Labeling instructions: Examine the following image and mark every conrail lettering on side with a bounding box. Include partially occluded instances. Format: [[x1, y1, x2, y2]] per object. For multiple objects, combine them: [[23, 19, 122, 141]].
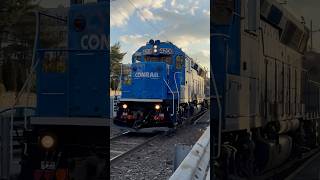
[[134, 72, 160, 78], [80, 34, 108, 50]]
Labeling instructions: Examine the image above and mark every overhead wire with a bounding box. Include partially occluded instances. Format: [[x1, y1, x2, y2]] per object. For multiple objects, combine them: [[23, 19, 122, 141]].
[[125, 0, 169, 41], [110, 1, 154, 65]]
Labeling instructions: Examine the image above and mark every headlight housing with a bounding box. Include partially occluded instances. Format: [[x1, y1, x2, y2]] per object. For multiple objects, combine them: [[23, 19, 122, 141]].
[[40, 135, 56, 149], [155, 104, 161, 110]]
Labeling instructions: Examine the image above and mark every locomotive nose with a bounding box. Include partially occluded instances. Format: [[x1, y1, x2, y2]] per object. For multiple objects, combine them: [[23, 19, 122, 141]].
[[156, 65, 163, 72]]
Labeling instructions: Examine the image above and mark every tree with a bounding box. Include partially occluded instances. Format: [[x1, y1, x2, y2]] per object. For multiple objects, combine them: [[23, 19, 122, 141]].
[[110, 42, 126, 90], [0, 0, 38, 91], [110, 42, 126, 76]]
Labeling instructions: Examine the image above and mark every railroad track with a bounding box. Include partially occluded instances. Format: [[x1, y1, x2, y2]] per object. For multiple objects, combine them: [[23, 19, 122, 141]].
[[282, 148, 320, 180], [110, 131, 130, 140], [193, 109, 209, 125], [110, 109, 208, 164], [110, 132, 162, 164], [249, 147, 320, 180]]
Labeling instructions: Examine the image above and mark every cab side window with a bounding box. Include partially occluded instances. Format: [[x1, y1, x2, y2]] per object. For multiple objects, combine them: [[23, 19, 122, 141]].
[[176, 55, 184, 70]]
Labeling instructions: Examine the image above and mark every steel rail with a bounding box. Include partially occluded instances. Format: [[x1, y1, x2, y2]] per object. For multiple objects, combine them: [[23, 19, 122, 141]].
[[285, 149, 320, 180], [251, 148, 320, 180], [110, 108, 208, 165], [110, 133, 162, 164], [109, 131, 130, 140], [193, 110, 210, 125]]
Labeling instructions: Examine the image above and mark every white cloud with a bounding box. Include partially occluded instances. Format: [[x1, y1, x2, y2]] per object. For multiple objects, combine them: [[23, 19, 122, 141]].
[[138, 8, 162, 21], [169, 35, 202, 49], [119, 34, 149, 45], [156, 9, 210, 40], [110, 0, 165, 27], [189, 50, 210, 70], [118, 34, 151, 63], [171, 0, 176, 7], [190, 1, 200, 15], [202, 9, 210, 16], [201, 49, 210, 57], [110, 7, 130, 27], [169, 0, 203, 15], [112, 0, 210, 69], [151, 0, 166, 9]]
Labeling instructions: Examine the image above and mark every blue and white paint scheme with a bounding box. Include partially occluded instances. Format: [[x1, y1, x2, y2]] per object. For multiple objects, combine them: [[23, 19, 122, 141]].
[[114, 39, 207, 130], [212, 0, 309, 131], [212, 0, 317, 177]]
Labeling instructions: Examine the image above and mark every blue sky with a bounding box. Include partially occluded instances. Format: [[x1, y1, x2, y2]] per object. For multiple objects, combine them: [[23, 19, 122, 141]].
[[39, 0, 320, 54], [110, 0, 210, 69]]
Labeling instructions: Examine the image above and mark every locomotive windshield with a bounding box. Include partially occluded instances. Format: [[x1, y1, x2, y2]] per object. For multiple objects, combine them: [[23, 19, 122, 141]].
[[144, 55, 172, 65]]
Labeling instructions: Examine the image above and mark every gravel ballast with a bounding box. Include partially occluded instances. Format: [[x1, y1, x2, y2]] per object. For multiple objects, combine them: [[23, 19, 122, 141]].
[[110, 111, 209, 180]]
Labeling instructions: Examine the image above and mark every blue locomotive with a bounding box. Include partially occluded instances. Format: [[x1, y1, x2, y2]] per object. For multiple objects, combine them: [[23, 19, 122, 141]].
[[212, 0, 319, 178], [20, 1, 108, 179], [113, 39, 208, 131]]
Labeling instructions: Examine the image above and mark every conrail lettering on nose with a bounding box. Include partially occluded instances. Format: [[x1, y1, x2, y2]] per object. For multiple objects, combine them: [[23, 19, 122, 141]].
[[80, 34, 108, 50], [134, 72, 160, 78]]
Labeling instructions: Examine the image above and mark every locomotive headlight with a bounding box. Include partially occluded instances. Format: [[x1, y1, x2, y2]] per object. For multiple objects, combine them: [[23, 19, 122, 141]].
[[40, 135, 55, 149], [155, 104, 161, 110], [122, 104, 128, 109], [153, 48, 158, 53], [154, 45, 158, 49]]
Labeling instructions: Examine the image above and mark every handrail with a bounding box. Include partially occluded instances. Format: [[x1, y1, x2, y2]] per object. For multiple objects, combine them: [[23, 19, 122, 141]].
[[212, 72, 222, 159], [174, 72, 181, 109], [169, 126, 210, 180], [163, 79, 175, 116], [211, 33, 226, 159], [0, 106, 36, 115]]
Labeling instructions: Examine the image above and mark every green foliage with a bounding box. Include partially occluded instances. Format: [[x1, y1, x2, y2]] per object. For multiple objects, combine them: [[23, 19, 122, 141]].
[[110, 42, 126, 76], [0, 0, 38, 28], [0, 0, 38, 91], [110, 42, 126, 90]]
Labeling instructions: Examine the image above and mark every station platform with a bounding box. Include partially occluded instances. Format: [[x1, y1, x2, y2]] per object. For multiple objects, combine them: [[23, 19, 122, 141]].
[[286, 152, 320, 180]]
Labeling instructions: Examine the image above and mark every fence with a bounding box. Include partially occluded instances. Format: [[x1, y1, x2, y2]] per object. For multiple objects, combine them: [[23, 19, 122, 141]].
[[169, 126, 210, 180]]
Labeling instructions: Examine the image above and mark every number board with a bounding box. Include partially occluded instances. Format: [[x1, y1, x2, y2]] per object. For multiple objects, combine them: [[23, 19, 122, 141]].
[[159, 48, 173, 54], [143, 49, 152, 55], [142, 48, 173, 55]]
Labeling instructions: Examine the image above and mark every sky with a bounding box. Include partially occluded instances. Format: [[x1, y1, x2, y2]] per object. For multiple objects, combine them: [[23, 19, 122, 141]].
[[110, 0, 210, 70], [39, 0, 320, 55]]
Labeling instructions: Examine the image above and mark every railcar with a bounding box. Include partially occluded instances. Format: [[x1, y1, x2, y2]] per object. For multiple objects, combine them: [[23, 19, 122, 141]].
[[19, 1, 108, 179], [212, 0, 319, 178], [113, 39, 208, 132]]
